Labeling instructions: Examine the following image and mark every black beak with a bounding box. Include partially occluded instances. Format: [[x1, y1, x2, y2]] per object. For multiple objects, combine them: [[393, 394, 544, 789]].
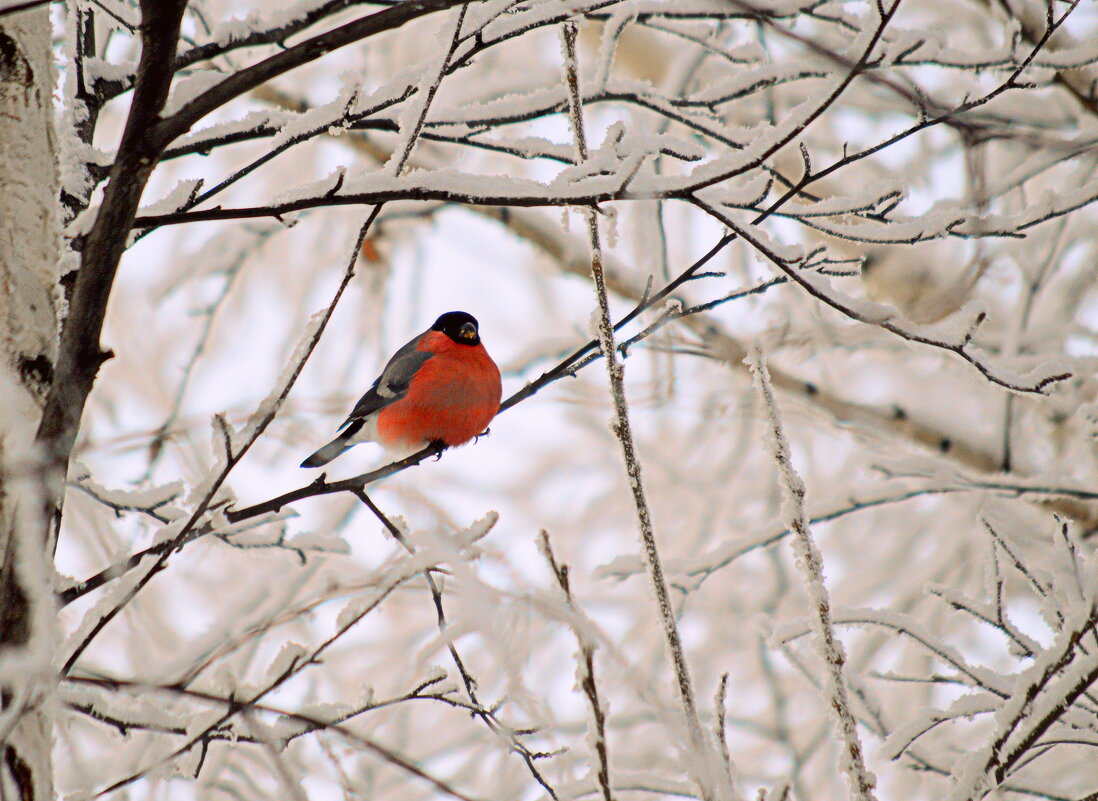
[[459, 322, 477, 340]]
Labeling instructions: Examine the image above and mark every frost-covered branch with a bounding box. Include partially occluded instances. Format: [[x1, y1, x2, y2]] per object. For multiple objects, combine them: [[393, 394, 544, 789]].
[[64, 645, 486, 801], [705, 203, 1070, 394], [356, 491, 559, 799], [540, 532, 615, 801], [947, 556, 1098, 799], [775, 643, 1083, 801], [171, 0, 418, 77], [748, 345, 878, 801], [143, 226, 277, 474], [60, 211, 378, 673], [86, 551, 435, 794], [36, 0, 188, 544], [561, 19, 730, 801], [65, 673, 454, 746], [152, 0, 475, 148]]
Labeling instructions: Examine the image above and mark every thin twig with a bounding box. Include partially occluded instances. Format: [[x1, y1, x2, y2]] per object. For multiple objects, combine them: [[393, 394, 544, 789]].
[[713, 673, 733, 787], [60, 208, 381, 675], [701, 202, 1069, 395], [355, 490, 560, 800], [559, 19, 728, 801], [539, 531, 614, 801], [947, 605, 1098, 800], [151, 0, 473, 148], [66, 673, 458, 750], [747, 345, 878, 801], [67, 611, 487, 801], [86, 559, 425, 795]]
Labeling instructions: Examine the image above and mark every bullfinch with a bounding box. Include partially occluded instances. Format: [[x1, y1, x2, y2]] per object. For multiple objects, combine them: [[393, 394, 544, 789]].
[[301, 311, 502, 468]]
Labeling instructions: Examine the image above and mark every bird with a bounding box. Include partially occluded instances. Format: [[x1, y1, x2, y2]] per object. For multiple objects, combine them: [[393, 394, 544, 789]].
[[301, 311, 502, 468]]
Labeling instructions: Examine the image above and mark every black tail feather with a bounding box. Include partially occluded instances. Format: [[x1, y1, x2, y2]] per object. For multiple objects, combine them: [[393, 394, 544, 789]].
[[300, 436, 350, 468]]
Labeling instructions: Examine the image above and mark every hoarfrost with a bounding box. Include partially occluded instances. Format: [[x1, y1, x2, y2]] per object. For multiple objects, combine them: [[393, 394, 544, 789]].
[[284, 531, 351, 554], [162, 71, 225, 118]]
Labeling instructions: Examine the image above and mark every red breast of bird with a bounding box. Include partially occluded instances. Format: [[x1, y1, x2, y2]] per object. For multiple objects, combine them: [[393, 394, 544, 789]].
[[301, 312, 501, 468], [373, 329, 501, 449]]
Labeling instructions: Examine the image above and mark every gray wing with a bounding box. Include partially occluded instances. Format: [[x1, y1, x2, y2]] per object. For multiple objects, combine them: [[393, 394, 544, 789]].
[[339, 334, 433, 429]]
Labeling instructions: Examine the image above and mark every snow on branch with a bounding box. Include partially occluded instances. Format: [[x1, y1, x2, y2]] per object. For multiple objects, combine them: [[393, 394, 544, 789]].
[[38, 0, 1098, 798], [707, 204, 1072, 394], [748, 344, 879, 801], [947, 548, 1098, 800], [60, 210, 379, 677], [561, 18, 735, 801], [539, 532, 614, 801]]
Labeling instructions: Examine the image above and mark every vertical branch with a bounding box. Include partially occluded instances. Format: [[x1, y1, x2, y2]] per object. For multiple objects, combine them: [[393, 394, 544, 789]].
[[144, 229, 268, 476], [713, 673, 732, 785], [560, 22, 588, 159], [559, 21, 733, 801], [35, 0, 188, 536], [539, 532, 613, 801], [746, 345, 878, 801], [0, 7, 61, 801]]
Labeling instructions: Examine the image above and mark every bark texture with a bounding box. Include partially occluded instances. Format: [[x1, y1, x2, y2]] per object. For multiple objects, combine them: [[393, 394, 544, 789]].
[[0, 8, 59, 801]]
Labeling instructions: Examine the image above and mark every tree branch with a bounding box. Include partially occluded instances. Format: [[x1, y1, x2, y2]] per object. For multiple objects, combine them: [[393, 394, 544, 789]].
[[35, 0, 187, 548], [560, 19, 728, 801], [59, 208, 379, 673], [151, 0, 476, 149], [355, 491, 560, 799], [748, 344, 879, 801]]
